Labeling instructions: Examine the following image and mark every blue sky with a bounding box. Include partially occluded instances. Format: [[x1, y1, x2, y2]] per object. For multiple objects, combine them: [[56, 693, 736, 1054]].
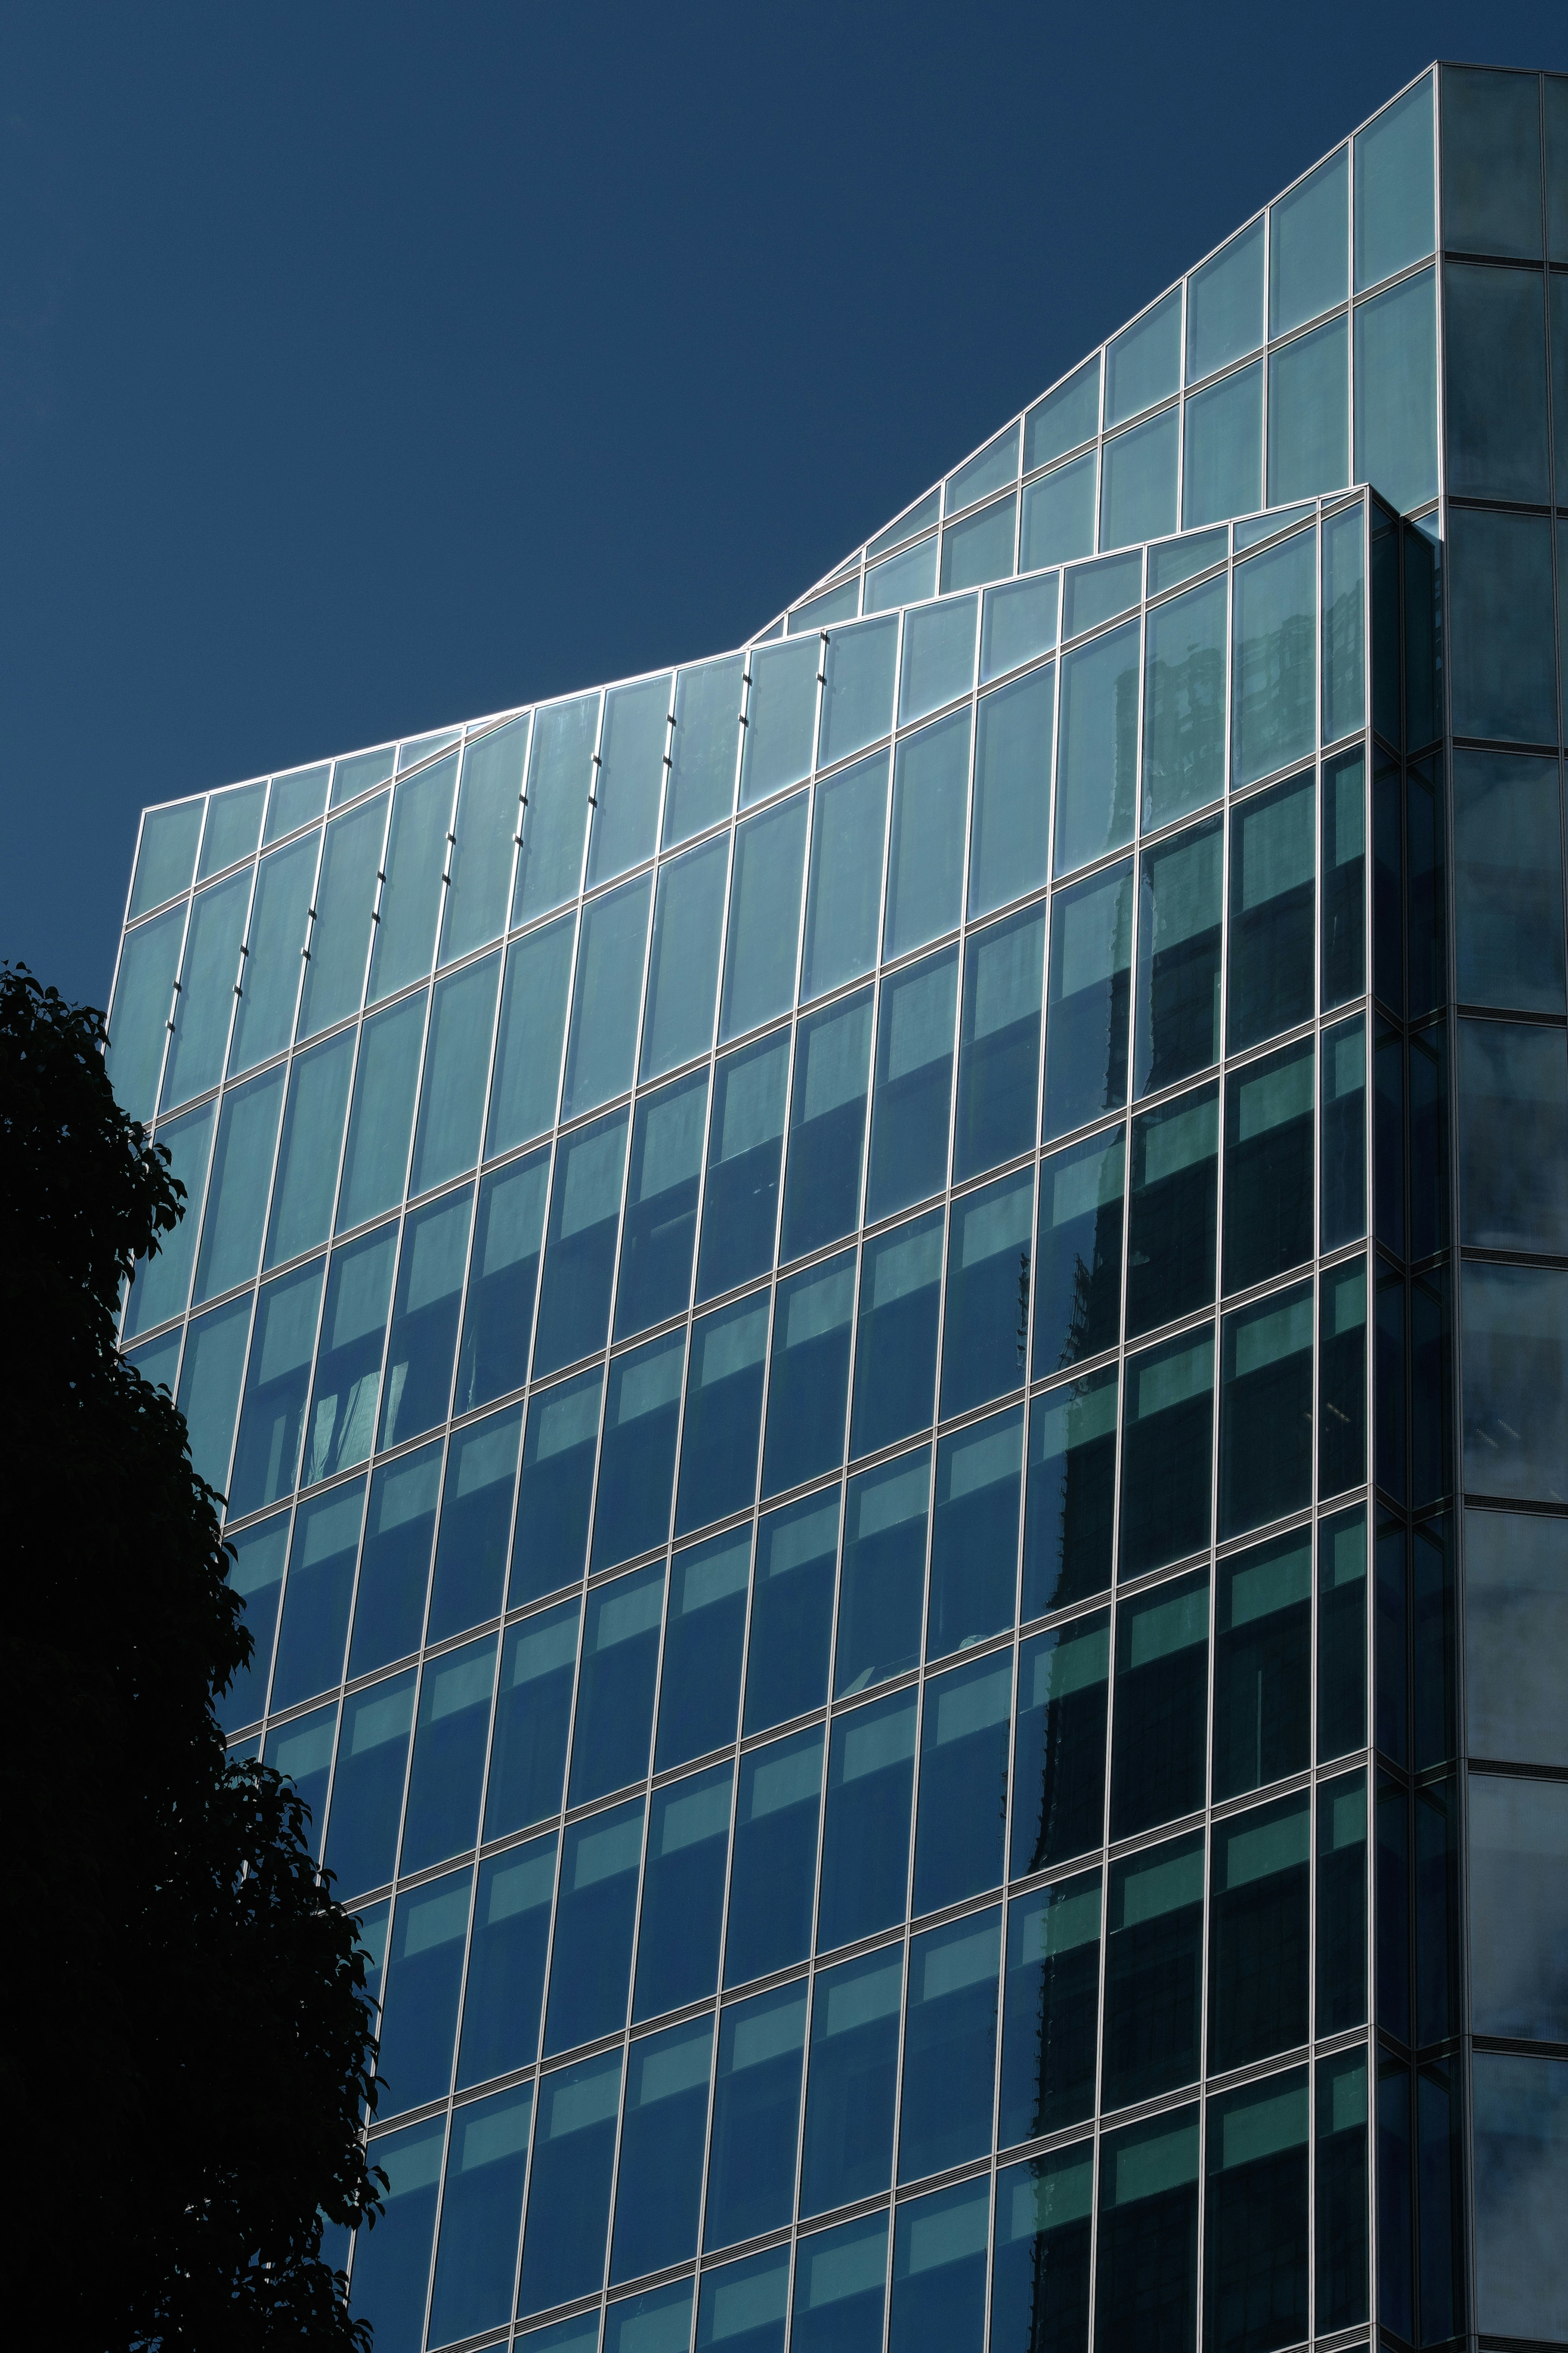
[[2, 1, 1562, 1008]]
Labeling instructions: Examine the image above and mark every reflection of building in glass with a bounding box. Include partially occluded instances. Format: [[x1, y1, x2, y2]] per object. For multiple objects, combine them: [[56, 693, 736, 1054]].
[[109, 61, 1568, 2353]]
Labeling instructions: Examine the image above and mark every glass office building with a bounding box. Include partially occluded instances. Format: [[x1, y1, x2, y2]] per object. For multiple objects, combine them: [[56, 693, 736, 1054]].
[[107, 62, 1567, 2353]]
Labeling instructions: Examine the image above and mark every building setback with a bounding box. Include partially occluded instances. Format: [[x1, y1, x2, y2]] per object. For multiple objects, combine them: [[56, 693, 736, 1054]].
[[108, 60, 1567, 2353]]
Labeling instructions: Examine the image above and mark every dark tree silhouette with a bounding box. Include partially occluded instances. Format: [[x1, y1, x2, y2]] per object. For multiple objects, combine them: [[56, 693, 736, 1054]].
[[0, 966, 382, 2350]]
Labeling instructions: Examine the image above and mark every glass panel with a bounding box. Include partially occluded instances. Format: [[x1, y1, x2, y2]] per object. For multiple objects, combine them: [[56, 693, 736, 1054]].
[[297, 794, 385, 1039], [532, 1111, 628, 1378], [161, 871, 247, 1109], [953, 903, 1045, 1182], [441, 715, 527, 962], [780, 988, 872, 1261], [1470, 2051, 1568, 2342], [696, 1028, 788, 1300], [947, 424, 1020, 512], [1445, 261, 1550, 503], [426, 2082, 532, 2346], [1135, 817, 1222, 1097], [898, 1913, 1001, 2182], [991, 2146, 1093, 2352], [401, 1633, 497, 1874], [836, 1449, 930, 1692], [1463, 1262, 1568, 1503], [409, 954, 497, 1197], [818, 1686, 917, 1949], [1012, 1620, 1109, 1874], [517, 2047, 623, 2312], [1443, 65, 1544, 258], [1143, 574, 1226, 830], [569, 1559, 665, 1800], [819, 614, 896, 768], [1032, 1122, 1123, 1375], [761, 1250, 853, 1497], [1205, 2069, 1309, 2348], [1119, 1329, 1214, 1577], [885, 708, 969, 956], [591, 1332, 685, 1570], [1103, 1837, 1205, 2099], [800, 1947, 902, 2213], [229, 832, 315, 1074], [1218, 1280, 1314, 1539], [1025, 357, 1100, 467], [1105, 287, 1181, 425], [263, 761, 330, 843], [486, 914, 573, 1155], [1223, 1038, 1314, 1291], [217, 1512, 287, 1731], [791, 579, 859, 633], [1125, 1083, 1218, 1337], [345, 2116, 442, 2349], [982, 571, 1058, 685], [641, 832, 728, 1078], [1227, 770, 1316, 1050], [561, 872, 651, 1120], [484, 1605, 577, 1836], [1054, 618, 1138, 875], [1181, 361, 1261, 528], [900, 594, 977, 727], [1042, 861, 1133, 1138], [744, 1490, 839, 1733], [175, 1292, 250, 1492], [719, 792, 807, 1041], [940, 1164, 1033, 1418], [942, 494, 1016, 592], [129, 798, 202, 916], [1448, 507, 1559, 745], [632, 1762, 731, 2019], [1354, 75, 1434, 289], [263, 1030, 352, 1267], [330, 745, 394, 808], [367, 755, 454, 1004], [1464, 1509, 1568, 1769], [1452, 752, 1566, 1010], [871, 488, 941, 559], [1232, 532, 1315, 790], [1270, 147, 1348, 335], [105, 902, 183, 1124], [588, 673, 668, 886], [614, 1067, 705, 1340], [1064, 551, 1141, 641], [608, 2016, 713, 2283], [739, 636, 817, 807], [665, 655, 742, 846], [122, 1100, 214, 1338], [723, 1727, 822, 1987], [350, 1443, 440, 1676], [1188, 219, 1263, 379], [1354, 268, 1438, 515], [1269, 314, 1350, 505], [928, 1403, 1023, 1660], [702, 1985, 807, 2250], [1099, 406, 1178, 550], [455, 1150, 546, 1413], [513, 693, 595, 924], [433, 1396, 522, 1632], [1020, 452, 1096, 571], [1147, 525, 1227, 596], [800, 751, 888, 1001], [866, 533, 939, 612], [541, 1800, 641, 2056], [336, 990, 425, 1231], [674, 1289, 768, 1535], [271, 1480, 367, 1713], [304, 1223, 396, 1485], [970, 665, 1054, 918], [866, 948, 958, 1220], [380, 1188, 471, 1447], [655, 1524, 750, 1770]]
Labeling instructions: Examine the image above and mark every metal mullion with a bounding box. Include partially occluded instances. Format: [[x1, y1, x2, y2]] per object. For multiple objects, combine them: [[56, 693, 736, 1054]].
[[879, 1931, 915, 2348]]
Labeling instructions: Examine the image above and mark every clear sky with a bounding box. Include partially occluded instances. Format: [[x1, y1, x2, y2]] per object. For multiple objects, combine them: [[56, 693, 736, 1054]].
[[2, 1, 1562, 1010]]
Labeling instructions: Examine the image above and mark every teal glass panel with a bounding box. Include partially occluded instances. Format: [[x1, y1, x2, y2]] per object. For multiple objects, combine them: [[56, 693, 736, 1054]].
[[161, 869, 248, 1110], [176, 1291, 251, 1493], [641, 832, 728, 1078], [1270, 147, 1348, 336], [194, 1065, 284, 1304], [198, 782, 265, 879], [947, 423, 1019, 513], [217, 1511, 288, 1730], [297, 793, 385, 1039], [1054, 618, 1139, 875], [615, 1069, 706, 1339], [1100, 407, 1178, 550], [871, 489, 941, 558], [1024, 355, 1100, 469], [1446, 262, 1550, 503], [991, 2145, 1094, 2350], [337, 992, 425, 1231], [1062, 552, 1140, 640], [127, 1327, 180, 1395], [486, 915, 573, 1155], [1042, 862, 1133, 1139], [1181, 363, 1261, 529], [130, 798, 202, 917], [970, 664, 1054, 918], [532, 1109, 628, 1378], [1143, 573, 1226, 829], [1020, 452, 1096, 571], [740, 636, 817, 808], [885, 709, 969, 957], [441, 716, 527, 962], [1443, 65, 1544, 259], [514, 694, 595, 923], [367, 754, 455, 1005], [801, 752, 887, 1002], [791, 578, 859, 632], [665, 655, 742, 847], [588, 672, 668, 886], [1354, 268, 1437, 515], [1147, 527, 1227, 596], [1322, 504, 1365, 746], [1205, 2071, 1309, 2345], [866, 534, 938, 613], [329, 743, 394, 807], [1472, 2052, 1568, 2343], [263, 761, 330, 843], [229, 832, 314, 1075], [819, 615, 896, 769], [1448, 510, 1559, 745], [981, 572, 1058, 682], [106, 903, 182, 1123], [1268, 315, 1349, 504], [264, 1030, 354, 1267], [1187, 218, 1263, 381], [561, 872, 652, 1120], [1105, 286, 1181, 426], [719, 792, 808, 1041], [1462, 1261, 1568, 1502], [379, 1188, 471, 1448], [1134, 817, 1222, 1097], [410, 953, 498, 1195], [866, 946, 958, 1221], [900, 595, 976, 727], [122, 1100, 214, 1338], [1096, 2105, 1199, 2346], [941, 495, 1016, 592], [1354, 74, 1434, 290], [1232, 531, 1316, 790], [228, 1256, 325, 1517], [456, 1151, 546, 1413], [303, 1224, 396, 1485]]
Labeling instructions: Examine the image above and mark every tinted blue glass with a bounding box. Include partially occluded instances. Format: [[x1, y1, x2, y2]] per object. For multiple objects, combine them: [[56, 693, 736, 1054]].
[[516, 2047, 623, 2314], [615, 1068, 706, 1339], [970, 665, 1054, 919], [193, 1064, 284, 1304], [410, 951, 498, 1195], [227, 1257, 323, 1518], [609, 2014, 715, 2282], [428, 1404, 522, 1639], [940, 1165, 1034, 1417], [866, 947, 958, 1220], [265, 1028, 355, 1267], [1110, 1570, 1210, 1839], [303, 1223, 396, 1488], [483, 1602, 578, 1838], [1136, 816, 1222, 1097], [780, 988, 872, 1259], [401, 1635, 496, 1874], [743, 1488, 840, 1733], [696, 1028, 788, 1300], [349, 1443, 439, 1676], [532, 1108, 628, 1376], [1218, 1282, 1314, 1540], [377, 1869, 470, 2113], [724, 1727, 822, 1986], [850, 1212, 941, 1458], [176, 1294, 250, 1488], [1022, 1365, 1119, 1620], [379, 1187, 470, 1449], [426, 2081, 532, 2348], [322, 1671, 414, 1897], [913, 1650, 1012, 1912], [1105, 285, 1180, 424], [543, 1799, 643, 2054], [1033, 1126, 1123, 1376], [634, 1762, 732, 2018], [1125, 1083, 1218, 1339], [835, 1451, 930, 1695], [1119, 1327, 1214, 1578], [347, 2117, 442, 2353], [791, 2211, 889, 2353], [568, 1560, 665, 1804], [675, 1291, 768, 1535], [953, 905, 1045, 1181], [800, 1944, 902, 2214], [720, 791, 808, 1035], [929, 1404, 1023, 1659], [1011, 1617, 1110, 1876], [454, 1151, 546, 1414], [899, 1909, 1001, 2183], [1102, 1839, 1206, 2110], [889, 2177, 989, 2353], [802, 752, 889, 999], [486, 915, 573, 1156], [991, 2146, 1094, 2353], [271, 1479, 365, 1710], [127, 1326, 180, 1396], [560, 870, 652, 1120], [336, 991, 424, 1232], [217, 1514, 287, 1731], [1054, 621, 1140, 874], [697, 2246, 789, 2353], [999, 1877, 1102, 2147], [704, 1983, 808, 2250], [762, 1251, 854, 1497], [1042, 863, 1133, 1139], [818, 1687, 917, 1951], [508, 1367, 601, 1606], [123, 1100, 212, 1336], [1100, 406, 1177, 551], [265, 1704, 335, 1858], [591, 1329, 684, 1570], [655, 1526, 750, 1770], [456, 1835, 555, 2088], [1208, 1795, 1310, 2071]]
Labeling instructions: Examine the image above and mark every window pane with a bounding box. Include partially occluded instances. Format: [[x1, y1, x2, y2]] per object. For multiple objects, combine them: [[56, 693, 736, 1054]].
[[940, 1164, 1033, 1418], [941, 494, 1016, 592], [367, 756, 454, 1005], [1126, 1083, 1218, 1338], [835, 1450, 930, 1694], [542, 1802, 641, 2056], [228, 1258, 323, 1517], [298, 794, 383, 1039], [1443, 65, 1544, 258], [655, 1526, 750, 1771], [483, 1605, 577, 1839], [123, 1100, 214, 1338], [561, 872, 651, 1120], [1218, 1281, 1314, 1539], [428, 1403, 522, 1639], [991, 2146, 1093, 2353], [1445, 261, 1550, 502], [513, 694, 595, 925], [1143, 574, 1225, 832], [1209, 1799, 1310, 2069], [675, 1290, 768, 1535], [1227, 771, 1315, 1050], [336, 992, 425, 1231], [723, 1727, 822, 1987], [1119, 1330, 1213, 1577], [1103, 1846, 1205, 2105], [1105, 287, 1180, 425], [1042, 863, 1133, 1140], [588, 673, 668, 887], [1181, 362, 1261, 528], [1054, 619, 1138, 876], [1447, 507, 1559, 745], [1464, 1509, 1568, 1768], [508, 1367, 601, 1607], [1354, 268, 1438, 514], [229, 832, 314, 1075], [800, 1946, 902, 2214], [1020, 453, 1096, 571], [161, 870, 248, 1110], [819, 614, 896, 769], [928, 1403, 1022, 1659], [1452, 752, 1566, 1012], [740, 636, 817, 807], [744, 1488, 839, 1733], [609, 2016, 713, 2282], [1100, 406, 1178, 551], [719, 792, 807, 1040], [953, 903, 1044, 1182], [780, 988, 871, 1261], [426, 2082, 532, 2346], [1012, 1618, 1109, 1876], [1270, 147, 1348, 335], [913, 1649, 1011, 1911], [866, 947, 958, 1220], [818, 1686, 917, 1951], [1269, 314, 1349, 504], [441, 716, 527, 962], [1188, 219, 1263, 379], [850, 1218, 943, 1459], [703, 1986, 807, 2250], [1135, 818, 1221, 1097], [1232, 533, 1315, 791], [532, 1108, 627, 1377], [1354, 75, 1434, 289], [1025, 357, 1100, 467], [517, 2047, 622, 2312], [454, 1151, 545, 1414], [401, 1634, 496, 1875], [633, 1763, 731, 2019], [696, 1030, 787, 1300], [885, 708, 970, 957], [410, 953, 498, 1195], [1205, 2069, 1309, 2349], [486, 915, 573, 1155], [130, 798, 203, 916], [1023, 1368, 1118, 1619], [898, 1913, 1000, 2183], [1471, 2052, 1568, 2342], [1223, 1038, 1314, 1292], [665, 656, 742, 846], [105, 903, 183, 1124], [761, 1251, 853, 1497]]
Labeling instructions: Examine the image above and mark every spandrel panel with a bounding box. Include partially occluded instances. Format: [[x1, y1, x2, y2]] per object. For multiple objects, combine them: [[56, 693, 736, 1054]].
[[740, 635, 817, 807], [1445, 261, 1550, 503], [818, 614, 896, 769], [953, 902, 1045, 1182], [336, 990, 425, 1231], [1269, 315, 1349, 506], [1462, 1262, 1568, 1503], [1020, 452, 1096, 572], [303, 1222, 396, 1487], [969, 664, 1053, 919], [836, 1449, 930, 1692], [160, 870, 247, 1110], [1443, 65, 1544, 258], [106, 903, 183, 1124], [296, 794, 385, 1039], [366, 754, 454, 1005], [885, 708, 970, 957], [440, 715, 526, 962], [1142, 573, 1226, 831], [1354, 268, 1438, 515], [1024, 355, 1100, 469], [1447, 507, 1559, 745], [130, 798, 203, 917], [1181, 361, 1261, 529], [1464, 1510, 1568, 1769], [513, 693, 596, 924], [1354, 74, 1434, 289], [1270, 146, 1348, 336], [409, 953, 497, 1196], [229, 831, 315, 1075], [640, 831, 727, 1078], [719, 791, 807, 1040], [263, 762, 330, 843], [800, 752, 887, 1002], [486, 914, 573, 1155], [587, 672, 668, 886], [123, 1100, 214, 1338], [1099, 406, 1178, 551], [1105, 286, 1181, 426], [559, 870, 651, 1120], [665, 655, 742, 847], [455, 1151, 546, 1413]]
